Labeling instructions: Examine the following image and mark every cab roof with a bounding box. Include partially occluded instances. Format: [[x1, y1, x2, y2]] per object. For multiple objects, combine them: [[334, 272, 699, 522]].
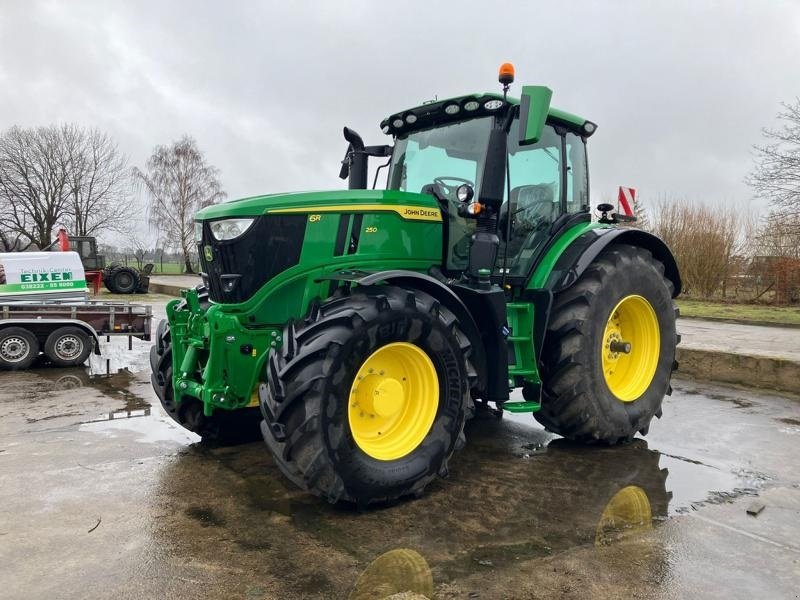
[[380, 92, 589, 138]]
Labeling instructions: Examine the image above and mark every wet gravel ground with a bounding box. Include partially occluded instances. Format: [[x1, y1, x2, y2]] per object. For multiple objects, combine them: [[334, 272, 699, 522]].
[[1, 316, 799, 599]]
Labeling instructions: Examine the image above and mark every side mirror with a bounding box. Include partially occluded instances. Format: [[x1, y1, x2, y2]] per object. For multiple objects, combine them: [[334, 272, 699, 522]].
[[519, 85, 552, 146]]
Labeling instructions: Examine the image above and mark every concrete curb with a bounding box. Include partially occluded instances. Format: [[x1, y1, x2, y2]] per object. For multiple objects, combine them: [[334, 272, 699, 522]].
[[146, 281, 800, 396], [676, 347, 800, 396], [148, 282, 188, 296], [680, 315, 800, 330]]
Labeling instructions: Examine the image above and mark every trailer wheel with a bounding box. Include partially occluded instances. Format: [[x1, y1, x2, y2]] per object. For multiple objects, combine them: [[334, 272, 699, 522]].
[[261, 285, 473, 506], [0, 326, 40, 370], [536, 244, 678, 443], [44, 326, 92, 367], [105, 266, 140, 294]]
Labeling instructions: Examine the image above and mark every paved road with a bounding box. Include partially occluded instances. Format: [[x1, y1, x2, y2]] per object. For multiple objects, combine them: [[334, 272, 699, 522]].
[[679, 318, 800, 362], [1, 324, 799, 599]]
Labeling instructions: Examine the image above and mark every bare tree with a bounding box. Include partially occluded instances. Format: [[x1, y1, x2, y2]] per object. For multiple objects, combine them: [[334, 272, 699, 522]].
[[0, 229, 33, 252], [632, 195, 651, 231], [127, 234, 149, 269], [65, 129, 130, 237], [651, 197, 748, 298], [746, 98, 800, 223], [0, 124, 130, 249], [753, 211, 800, 260], [132, 136, 225, 273], [0, 126, 72, 249]]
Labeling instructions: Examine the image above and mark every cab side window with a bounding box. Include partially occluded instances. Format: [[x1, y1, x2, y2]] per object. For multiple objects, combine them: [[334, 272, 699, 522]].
[[501, 123, 563, 277], [565, 132, 589, 214]]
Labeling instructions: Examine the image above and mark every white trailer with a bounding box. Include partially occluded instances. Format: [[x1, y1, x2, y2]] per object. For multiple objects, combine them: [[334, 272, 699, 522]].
[[0, 252, 152, 370]]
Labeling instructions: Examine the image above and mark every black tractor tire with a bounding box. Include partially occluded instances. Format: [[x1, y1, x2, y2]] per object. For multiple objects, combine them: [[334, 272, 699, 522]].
[[0, 326, 40, 370], [105, 266, 140, 294], [535, 244, 678, 443], [260, 285, 474, 506], [149, 316, 261, 445], [44, 326, 92, 367]]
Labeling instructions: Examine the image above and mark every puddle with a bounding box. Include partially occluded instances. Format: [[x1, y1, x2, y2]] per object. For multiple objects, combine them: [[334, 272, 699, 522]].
[[80, 406, 200, 445], [85, 336, 153, 375], [28, 366, 150, 409], [485, 407, 769, 521], [150, 428, 678, 597], [658, 454, 763, 514]]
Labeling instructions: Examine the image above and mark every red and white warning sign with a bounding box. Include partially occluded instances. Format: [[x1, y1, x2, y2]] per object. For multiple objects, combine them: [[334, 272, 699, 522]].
[[618, 186, 636, 217]]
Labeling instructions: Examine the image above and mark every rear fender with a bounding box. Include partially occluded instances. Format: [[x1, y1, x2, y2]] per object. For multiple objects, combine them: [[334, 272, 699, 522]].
[[545, 228, 682, 297]]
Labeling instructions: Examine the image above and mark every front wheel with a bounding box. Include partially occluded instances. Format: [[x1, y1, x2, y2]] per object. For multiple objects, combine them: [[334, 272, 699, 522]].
[[260, 286, 474, 506], [536, 244, 678, 443], [149, 318, 261, 444]]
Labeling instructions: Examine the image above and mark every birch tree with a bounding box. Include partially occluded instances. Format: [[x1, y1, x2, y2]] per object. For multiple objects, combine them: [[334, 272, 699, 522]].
[[132, 136, 225, 273]]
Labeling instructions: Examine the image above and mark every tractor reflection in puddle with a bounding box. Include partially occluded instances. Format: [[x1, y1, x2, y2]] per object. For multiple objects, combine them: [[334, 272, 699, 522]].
[[349, 548, 433, 600], [347, 447, 665, 599], [151, 420, 671, 599]]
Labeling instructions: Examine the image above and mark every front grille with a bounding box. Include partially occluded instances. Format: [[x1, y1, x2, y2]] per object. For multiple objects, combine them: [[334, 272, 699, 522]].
[[199, 215, 306, 303]]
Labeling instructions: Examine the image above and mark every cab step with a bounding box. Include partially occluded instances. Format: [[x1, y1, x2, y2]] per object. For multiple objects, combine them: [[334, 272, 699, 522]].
[[501, 400, 541, 413]]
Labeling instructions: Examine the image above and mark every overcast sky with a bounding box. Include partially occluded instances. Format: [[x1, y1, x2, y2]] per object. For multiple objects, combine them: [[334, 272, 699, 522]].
[[1, 1, 799, 244]]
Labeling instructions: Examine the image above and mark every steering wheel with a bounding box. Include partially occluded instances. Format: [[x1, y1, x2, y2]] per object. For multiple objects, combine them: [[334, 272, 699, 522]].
[[433, 176, 474, 201]]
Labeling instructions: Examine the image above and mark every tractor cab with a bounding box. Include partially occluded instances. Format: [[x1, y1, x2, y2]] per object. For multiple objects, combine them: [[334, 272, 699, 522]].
[[341, 71, 598, 289], [382, 99, 594, 284]]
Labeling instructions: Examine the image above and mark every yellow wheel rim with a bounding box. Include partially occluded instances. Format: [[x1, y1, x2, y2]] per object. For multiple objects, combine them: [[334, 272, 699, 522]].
[[348, 342, 439, 461], [602, 295, 660, 402], [595, 485, 653, 546]]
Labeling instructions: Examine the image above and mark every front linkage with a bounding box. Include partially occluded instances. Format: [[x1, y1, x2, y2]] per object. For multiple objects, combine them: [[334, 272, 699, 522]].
[[167, 286, 276, 417]]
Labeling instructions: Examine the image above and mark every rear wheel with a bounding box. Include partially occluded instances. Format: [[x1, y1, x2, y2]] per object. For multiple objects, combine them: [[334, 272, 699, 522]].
[[149, 316, 261, 444], [261, 285, 473, 506], [105, 266, 140, 294], [0, 327, 39, 370], [44, 326, 92, 367], [536, 244, 678, 443]]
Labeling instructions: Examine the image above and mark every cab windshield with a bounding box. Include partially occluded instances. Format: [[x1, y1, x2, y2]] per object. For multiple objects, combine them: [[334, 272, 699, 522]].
[[386, 115, 588, 277], [387, 117, 493, 270]]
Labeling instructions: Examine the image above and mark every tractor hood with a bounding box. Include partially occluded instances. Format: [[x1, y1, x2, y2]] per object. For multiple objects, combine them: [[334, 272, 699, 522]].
[[195, 189, 444, 304], [196, 189, 441, 221]]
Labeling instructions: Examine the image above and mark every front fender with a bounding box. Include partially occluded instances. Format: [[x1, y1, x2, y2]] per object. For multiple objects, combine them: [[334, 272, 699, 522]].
[[318, 269, 489, 396]]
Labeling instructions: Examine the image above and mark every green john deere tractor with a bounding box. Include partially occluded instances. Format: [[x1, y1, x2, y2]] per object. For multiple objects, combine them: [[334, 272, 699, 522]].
[[150, 65, 680, 506]]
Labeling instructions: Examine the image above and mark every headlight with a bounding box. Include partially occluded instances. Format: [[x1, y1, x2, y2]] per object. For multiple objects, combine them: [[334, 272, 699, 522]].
[[209, 218, 256, 241]]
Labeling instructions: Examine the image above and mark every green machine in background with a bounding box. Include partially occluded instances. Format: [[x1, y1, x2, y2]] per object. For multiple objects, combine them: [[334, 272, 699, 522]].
[[150, 64, 681, 505]]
